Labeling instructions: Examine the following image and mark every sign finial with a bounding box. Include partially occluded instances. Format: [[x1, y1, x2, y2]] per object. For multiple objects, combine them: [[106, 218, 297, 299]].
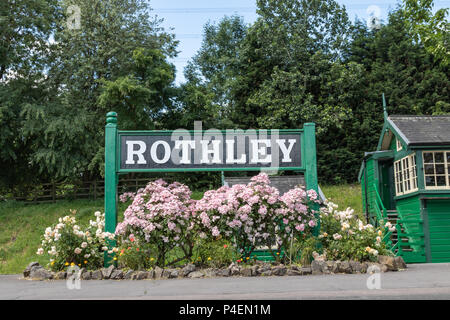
[[382, 93, 388, 121]]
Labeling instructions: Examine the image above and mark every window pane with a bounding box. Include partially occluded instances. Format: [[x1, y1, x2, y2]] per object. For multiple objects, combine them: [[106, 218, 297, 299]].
[[426, 175, 436, 187], [435, 152, 444, 163], [437, 176, 446, 186], [425, 164, 435, 174], [424, 152, 433, 163], [447, 152, 450, 163], [436, 164, 445, 174]]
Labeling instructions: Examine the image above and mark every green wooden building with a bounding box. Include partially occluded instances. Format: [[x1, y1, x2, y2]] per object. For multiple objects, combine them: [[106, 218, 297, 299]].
[[359, 99, 450, 263]]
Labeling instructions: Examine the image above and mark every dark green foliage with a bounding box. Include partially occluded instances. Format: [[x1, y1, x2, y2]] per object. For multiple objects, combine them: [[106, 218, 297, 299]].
[[1, 0, 449, 191], [179, 1, 449, 184]]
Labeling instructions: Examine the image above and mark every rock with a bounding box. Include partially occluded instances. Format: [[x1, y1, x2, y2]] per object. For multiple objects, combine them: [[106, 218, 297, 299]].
[[394, 256, 407, 269], [339, 261, 352, 274], [241, 268, 253, 277], [29, 266, 53, 280], [300, 267, 312, 275], [326, 261, 338, 274], [168, 269, 179, 279], [154, 266, 164, 279], [257, 264, 271, 275], [378, 255, 397, 271], [360, 262, 368, 274], [217, 268, 230, 277], [228, 263, 240, 276], [163, 268, 176, 279], [23, 262, 40, 278], [367, 263, 387, 273], [133, 271, 149, 280], [271, 265, 287, 276], [91, 270, 103, 280], [188, 271, 204, 279], [203, 268, 217, 278], [251, 265, 259, 276], [54, 271, 66, 280], [311, 261, 324, 275], [123, 270, 134, 280], [80, 269, 91, 280], [287, 269, 302, 276], [101, 265, 115, 279], [350, 261, 362, 273], [180, 264, 196, 277]]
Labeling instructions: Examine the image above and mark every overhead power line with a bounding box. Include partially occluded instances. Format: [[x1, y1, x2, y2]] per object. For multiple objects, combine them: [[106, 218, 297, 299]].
[[152, 7, 256, 14]]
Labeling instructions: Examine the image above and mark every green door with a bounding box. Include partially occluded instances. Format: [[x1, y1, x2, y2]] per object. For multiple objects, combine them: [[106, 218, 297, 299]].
[[379, 161, 395, 210], [427, 199, 450, 263]]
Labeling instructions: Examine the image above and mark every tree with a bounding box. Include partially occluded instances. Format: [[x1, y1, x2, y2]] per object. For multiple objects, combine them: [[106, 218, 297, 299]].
[[402, 0, 449, 66], [21, 0, 178, 180], [178, 15, 248, 129], [322, 10, 450, 183], [0, 0, 60, 189]]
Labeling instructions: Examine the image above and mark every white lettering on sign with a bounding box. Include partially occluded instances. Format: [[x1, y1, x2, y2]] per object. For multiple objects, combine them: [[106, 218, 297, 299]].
[[125, 141, 147, 165], [150, 140, 171, 164], [174, 140, 195, 164], [200, 140, 221, 164], [225, 139, 246, 164], [122, 135, 301, 168], [276, 139, 296, 162], [250, 139, 272, 164]]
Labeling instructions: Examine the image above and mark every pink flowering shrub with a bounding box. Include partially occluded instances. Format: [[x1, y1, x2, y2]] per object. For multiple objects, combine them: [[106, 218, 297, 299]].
[[277, 187, 319, 252], [119, 192, 136, 203], [116, 180, 196, 266], [116, 173, 319, 267], [194, 173, 318, 260]]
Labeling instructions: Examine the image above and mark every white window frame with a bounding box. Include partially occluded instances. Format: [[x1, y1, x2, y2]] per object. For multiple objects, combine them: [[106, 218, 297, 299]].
[[422, 151, 450, 190], [394, 153, 418, 196]]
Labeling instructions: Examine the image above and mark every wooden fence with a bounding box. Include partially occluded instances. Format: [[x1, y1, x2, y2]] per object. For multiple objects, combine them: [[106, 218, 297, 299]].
[[11, 177, 170, 204]]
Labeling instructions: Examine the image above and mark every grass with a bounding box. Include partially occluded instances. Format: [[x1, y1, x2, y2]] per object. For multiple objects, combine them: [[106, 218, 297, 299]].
[[0, 184, 362, 274], [320, 184, 363, 215]]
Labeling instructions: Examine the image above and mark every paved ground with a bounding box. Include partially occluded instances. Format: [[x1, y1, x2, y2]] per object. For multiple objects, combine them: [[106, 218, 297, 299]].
[[1, 263, 450, 300]]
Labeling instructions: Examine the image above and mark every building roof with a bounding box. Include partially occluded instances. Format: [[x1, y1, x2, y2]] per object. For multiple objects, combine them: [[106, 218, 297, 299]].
[[388, 115, 450, 146]]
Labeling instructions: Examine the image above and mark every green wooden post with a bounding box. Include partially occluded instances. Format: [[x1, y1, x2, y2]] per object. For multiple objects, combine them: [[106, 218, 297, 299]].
[[303, 123, 320, 236], [416, 151, 425, 190], [104, 111, 118, 267]]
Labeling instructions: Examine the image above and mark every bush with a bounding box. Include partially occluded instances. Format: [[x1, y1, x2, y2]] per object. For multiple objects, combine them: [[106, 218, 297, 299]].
[[34, 174, 396, 271], [194, 173, 318, 261], [315, 201, 394, 262], [36, 210, 117, 271], [191, 239, 234, 268], [115, 180, 196, 267], [117, 241, 156, 271]]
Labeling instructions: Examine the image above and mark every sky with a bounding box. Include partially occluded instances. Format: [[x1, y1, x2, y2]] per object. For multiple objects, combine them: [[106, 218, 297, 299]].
[[149, 0, 449, 84]]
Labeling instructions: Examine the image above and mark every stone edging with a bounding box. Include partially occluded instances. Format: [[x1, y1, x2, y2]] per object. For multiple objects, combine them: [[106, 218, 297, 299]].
[[23, 256, 406, 281]]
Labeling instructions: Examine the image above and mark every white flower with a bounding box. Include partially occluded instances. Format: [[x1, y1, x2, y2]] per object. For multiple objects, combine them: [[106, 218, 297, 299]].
[[81, 242, 88, 248], [74, 247, 82, 254], [333, 233, 342, 240], [36, 248, 44, 255]]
